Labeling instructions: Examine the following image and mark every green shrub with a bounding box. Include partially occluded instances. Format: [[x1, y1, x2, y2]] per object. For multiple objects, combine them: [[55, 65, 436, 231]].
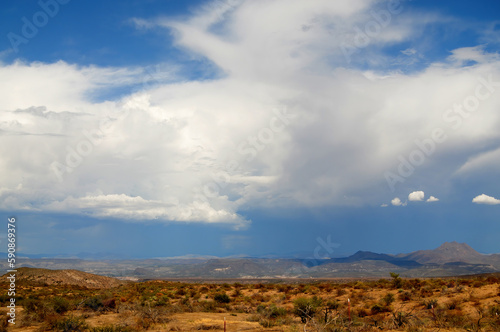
[[175, 288, 186, 297], [489, 305, 500, 317], [232, 288, 242, 297], [0, 295, 10, 306], [0, 315, 8, 332], [371, 304, 389, 314], [353, 281, 368, 290], [199, 300, 217, 312], [134, 304, 169, 329], [336, 288, 347, 296], [50, 315, 88, 332], [23, 298, 42, 315], [399, 291, 412, 301], [156, 296, 170, 306], [293, 296, 322, 323], [382, 293, 395, 306], [50, 296, 70, 314], [246, 314, 260, 322], [84, 296, 104, 311], [255, 305, 290, 328], [214, 293, 230, 304], [22, 298, 53, 321], [446, 299, 462, 310], [392, 311, 409, 328], [423, 299, 438, 309], [259, 318, 276, 328], [257, 304, 287, 319], [390, 272, 403, 289]]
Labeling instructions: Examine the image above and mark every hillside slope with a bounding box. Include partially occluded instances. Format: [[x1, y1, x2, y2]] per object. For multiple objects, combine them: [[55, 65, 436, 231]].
[[4, 267, 123, 289]]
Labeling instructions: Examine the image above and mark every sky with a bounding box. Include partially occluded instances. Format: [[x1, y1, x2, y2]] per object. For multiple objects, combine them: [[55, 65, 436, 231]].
[[1, 0, 500, 259]]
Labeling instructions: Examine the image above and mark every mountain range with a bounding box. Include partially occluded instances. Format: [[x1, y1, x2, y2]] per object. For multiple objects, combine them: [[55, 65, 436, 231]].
[[3, 242, 500, 279]]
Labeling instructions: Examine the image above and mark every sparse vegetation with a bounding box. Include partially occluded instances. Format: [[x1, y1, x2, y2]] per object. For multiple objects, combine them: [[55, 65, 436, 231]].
[[4, 271, 500, 331], [49, 315, 88, 332], [89, 326, 137, 332]]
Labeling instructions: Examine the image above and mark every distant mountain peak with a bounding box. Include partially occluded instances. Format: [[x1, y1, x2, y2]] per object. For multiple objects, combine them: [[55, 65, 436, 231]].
[[437, 241, 473, 250], [435, 242, 479, 255], [403, 242, 483, 264]]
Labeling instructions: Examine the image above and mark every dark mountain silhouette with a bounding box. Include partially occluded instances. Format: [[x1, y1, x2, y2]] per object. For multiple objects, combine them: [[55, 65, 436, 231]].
[[329, 251, 422, 268]]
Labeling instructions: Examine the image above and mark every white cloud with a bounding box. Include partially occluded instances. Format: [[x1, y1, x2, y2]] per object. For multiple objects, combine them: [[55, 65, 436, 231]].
[[426, 196, 439, 202], [401, 48, 417, 56], [2, 1, 500, 226], [0, 60, 151, 112], [43, 193, 248, 228], [380, 203, 388, 207], [408, 191, 425, 201], [391, 198, 405, 206], [472, 194, 500, 205], [449, 46, 490, 65], [386, 192, 438, 206], [455, 147, 500, 176]]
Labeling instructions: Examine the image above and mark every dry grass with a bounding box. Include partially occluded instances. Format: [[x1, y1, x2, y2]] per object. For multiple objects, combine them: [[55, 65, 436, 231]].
[[1, 274, 499, 331]]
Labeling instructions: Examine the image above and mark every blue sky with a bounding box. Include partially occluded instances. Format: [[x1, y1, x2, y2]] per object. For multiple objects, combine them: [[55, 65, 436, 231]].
[[1, 0, 500, 259]]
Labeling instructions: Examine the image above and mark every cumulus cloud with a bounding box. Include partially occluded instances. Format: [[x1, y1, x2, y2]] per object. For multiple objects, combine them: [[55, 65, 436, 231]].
[[0, 60, 154, 111], [426, 196, 439, 202], [44, 193, 249, 228], [2, 0, 500, 226], [408, 191, 425, 201], [385, 192, 438, 206], [472, 194, 500, 205]]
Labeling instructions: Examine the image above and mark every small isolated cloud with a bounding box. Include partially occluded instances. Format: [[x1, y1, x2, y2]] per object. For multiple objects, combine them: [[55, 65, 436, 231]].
[[391, 197, 405, 206], [380, 203, 388, 208], [472, 194, 500, 205], [401, 48, 417, 56], [408, 191, 425, 202], [427, 196, 439, 202]]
